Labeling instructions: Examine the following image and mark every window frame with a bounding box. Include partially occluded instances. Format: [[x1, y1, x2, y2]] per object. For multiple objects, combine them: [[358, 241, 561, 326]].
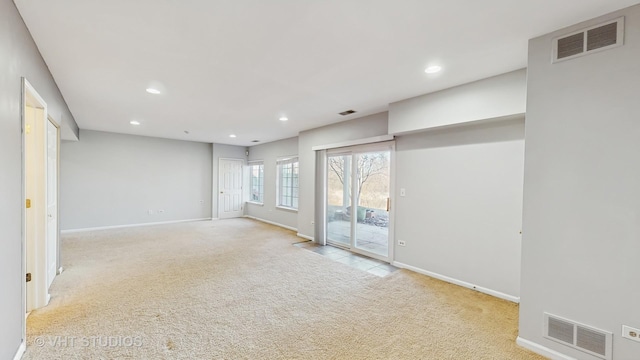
[[276, 156, 299, 211], [248, 161, 265, 205]]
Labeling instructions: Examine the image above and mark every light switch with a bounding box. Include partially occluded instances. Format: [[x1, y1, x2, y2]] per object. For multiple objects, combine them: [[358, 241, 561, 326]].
[[400, 188, 406, 197]]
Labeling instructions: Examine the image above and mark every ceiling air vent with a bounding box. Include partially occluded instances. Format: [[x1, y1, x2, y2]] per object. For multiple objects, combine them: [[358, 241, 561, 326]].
[[339, 110, 356, 116], [544, 313, 612, 359], [553, 17, 624, 63]]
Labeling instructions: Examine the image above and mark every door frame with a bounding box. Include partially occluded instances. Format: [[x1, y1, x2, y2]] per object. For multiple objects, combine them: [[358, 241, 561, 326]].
[[324, 141, 396, 262], [22, 78, 57, 331], [46, 115, 61, 288], [218, 158, 244, 219]]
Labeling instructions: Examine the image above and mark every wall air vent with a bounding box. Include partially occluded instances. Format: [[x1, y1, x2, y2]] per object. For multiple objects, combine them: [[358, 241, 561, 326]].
[[557, 32, 584, 59], [553, 17, 624, 63], [339, 110, 356, 116], [544, 313, 612, 359], [587, 22, 619, 51]]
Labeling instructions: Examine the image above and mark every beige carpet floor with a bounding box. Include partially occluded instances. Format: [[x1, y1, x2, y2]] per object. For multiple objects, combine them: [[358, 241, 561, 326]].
[[24, 219, 545, 359]]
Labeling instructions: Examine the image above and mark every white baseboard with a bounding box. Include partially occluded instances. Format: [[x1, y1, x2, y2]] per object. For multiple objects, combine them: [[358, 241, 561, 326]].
[[516, 337, 576, 360], [243, 215, 297, 232], [13, 341, 25, 360], [392, 261, 520, 303], [296, 233, 314, 241], [61, 218, 212, 234]]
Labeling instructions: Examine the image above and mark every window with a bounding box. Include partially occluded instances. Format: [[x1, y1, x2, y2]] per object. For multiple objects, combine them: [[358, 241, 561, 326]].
[[248, 162, 264, 204], [277, 157, 299, 209]]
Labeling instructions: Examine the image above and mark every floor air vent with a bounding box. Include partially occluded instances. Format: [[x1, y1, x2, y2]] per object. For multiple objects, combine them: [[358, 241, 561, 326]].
[[544, 313, 612, 359], [553, 17, 624, 63]]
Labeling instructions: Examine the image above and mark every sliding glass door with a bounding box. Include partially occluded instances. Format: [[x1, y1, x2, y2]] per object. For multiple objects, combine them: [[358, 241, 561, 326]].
[[325, 143, 393, 260], [326, 154, 351, 246], [353, 151, 390, 256]]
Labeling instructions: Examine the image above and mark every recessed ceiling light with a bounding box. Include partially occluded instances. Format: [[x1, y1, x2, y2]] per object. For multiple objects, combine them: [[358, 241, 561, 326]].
[[146, 88, 161, 94], [279, 117, 288, 121], [229, 134, 237, 138], [424, 65, 442, 74], [130, 120, 140, 125]]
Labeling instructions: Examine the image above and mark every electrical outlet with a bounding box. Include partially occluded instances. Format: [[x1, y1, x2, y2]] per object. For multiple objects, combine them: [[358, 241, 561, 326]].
[[148, 209, 153, 215], [398, 240, 406, 246], [623, 325, 640, 342]]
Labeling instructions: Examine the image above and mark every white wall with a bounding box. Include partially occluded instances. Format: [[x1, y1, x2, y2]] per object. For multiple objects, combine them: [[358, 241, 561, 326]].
[[394, 119, 525, 300], [246, 137, 299, 229], [297, 112, 389, 239], [0, 0, 79, 358], [60, 130, 212, 230], [211, 143, 247, 219], [389, 69, 526, 135], [519, 5, 640, 360]]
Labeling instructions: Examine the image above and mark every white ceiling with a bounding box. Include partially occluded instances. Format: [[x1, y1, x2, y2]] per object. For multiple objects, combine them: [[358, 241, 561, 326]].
[[15, 0, 639, 146]]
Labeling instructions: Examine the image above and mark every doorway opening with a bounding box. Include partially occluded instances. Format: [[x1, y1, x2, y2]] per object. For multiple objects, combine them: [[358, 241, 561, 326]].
[[325, 142, 394, 261]]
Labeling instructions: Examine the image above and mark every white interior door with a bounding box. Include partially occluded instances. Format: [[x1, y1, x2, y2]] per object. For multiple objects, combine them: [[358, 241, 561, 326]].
[[46, 119, 58, 289], [24, 79, 51, 312], [25, 105, 42, 313], [218, 158, 244, 219]]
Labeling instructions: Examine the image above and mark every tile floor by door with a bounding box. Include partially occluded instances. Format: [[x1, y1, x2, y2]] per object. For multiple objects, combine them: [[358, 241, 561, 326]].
[[293, 241, 399, 277], [326, 219, 389, 257]]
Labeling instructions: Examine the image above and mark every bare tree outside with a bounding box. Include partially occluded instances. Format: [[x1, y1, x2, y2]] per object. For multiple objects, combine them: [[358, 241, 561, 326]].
[[326, 151, 391, 255], [328, 152, 389, 210]]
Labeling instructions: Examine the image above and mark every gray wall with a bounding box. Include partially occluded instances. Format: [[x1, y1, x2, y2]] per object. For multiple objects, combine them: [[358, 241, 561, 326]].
[[297, 112, 389, 239], [388, 70, 528, 300], [0, 0, 78, 358], [246, 137, 299, 229], [388, 69, 526, 135], [519, 5, 640, 360], [394, 119, 525, 299], [211, 143, 247, 219], [60, 130, 212, 230], [295, 109, 525, 301]]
